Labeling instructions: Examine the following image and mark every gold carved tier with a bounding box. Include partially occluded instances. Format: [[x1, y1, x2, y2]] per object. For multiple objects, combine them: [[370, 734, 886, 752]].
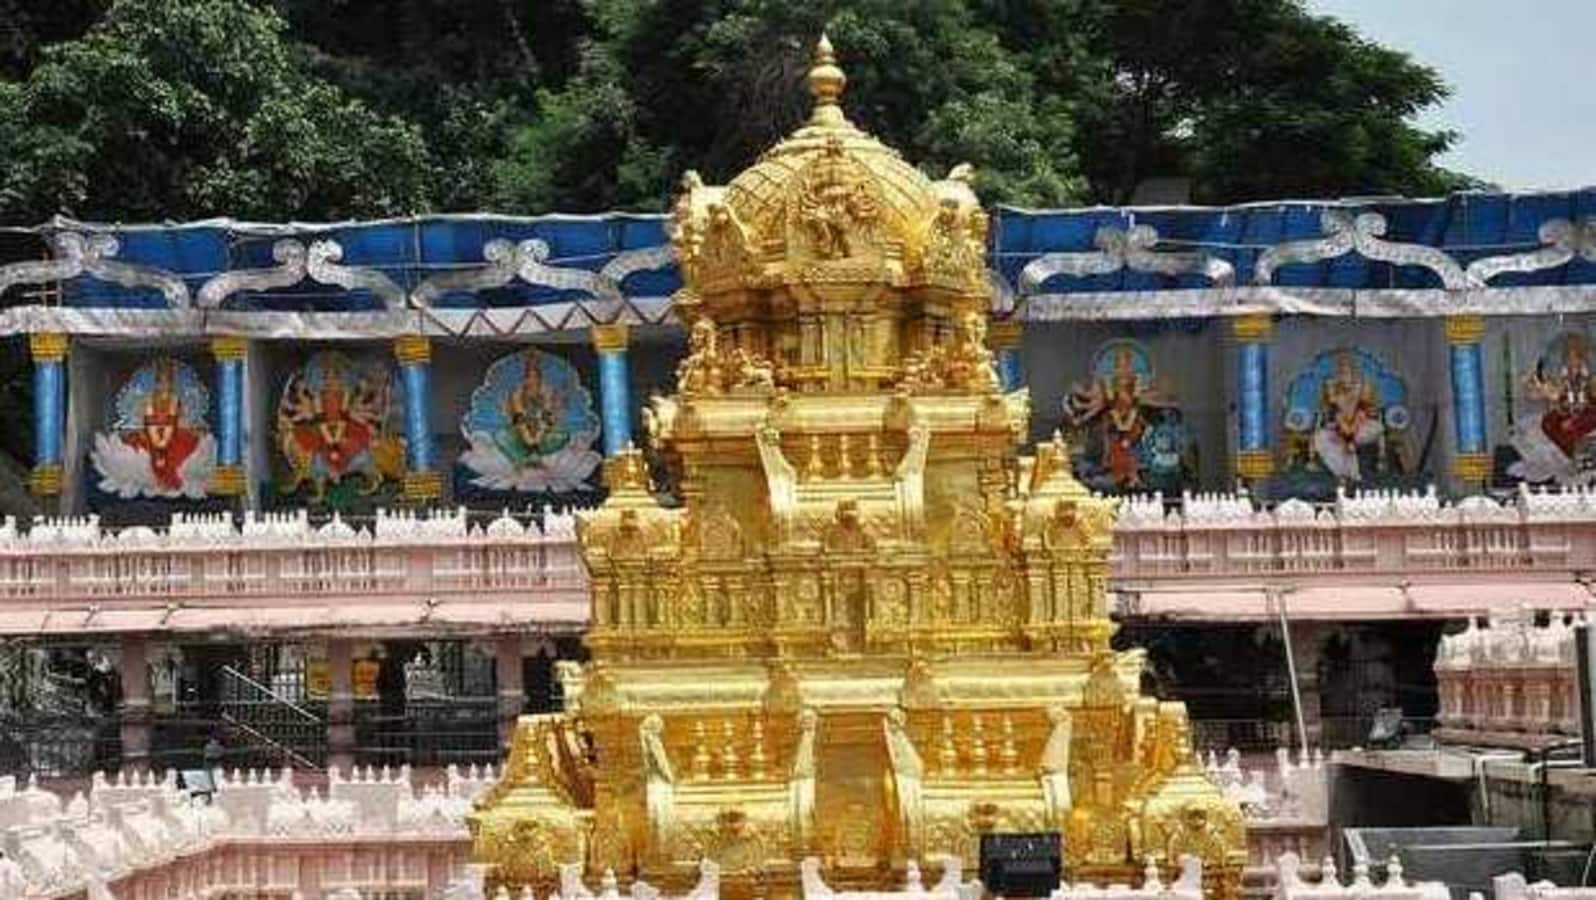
[[470, 35, 1243, 900]]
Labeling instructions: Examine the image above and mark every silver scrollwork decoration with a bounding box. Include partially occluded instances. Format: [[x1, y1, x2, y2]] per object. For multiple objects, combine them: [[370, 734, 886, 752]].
[[1019, 224, 1235, 294], [1254, 210, 1469, 289], [0, 231, 191, 308], [196, 238, 404, 310], [1465, 217, 1596, 285]]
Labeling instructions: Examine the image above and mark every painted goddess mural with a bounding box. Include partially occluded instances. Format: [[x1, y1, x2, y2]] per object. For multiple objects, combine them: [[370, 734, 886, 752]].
[[458, 349, 602, 493], [1063, 339, 1194, 493], [1281, 348, 1416, 489], [1510, 331, 1596, 485], [275, 352, 403, 502], [91, 358, 215, 499]]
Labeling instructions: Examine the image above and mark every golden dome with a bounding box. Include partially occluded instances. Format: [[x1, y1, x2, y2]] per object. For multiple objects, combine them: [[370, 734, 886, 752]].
[[669, 35, 987, 302], [720, 35, 940, 266]]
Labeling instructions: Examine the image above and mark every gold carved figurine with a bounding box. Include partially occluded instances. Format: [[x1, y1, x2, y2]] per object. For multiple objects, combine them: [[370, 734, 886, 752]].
[[469, 34, 1244, 899]]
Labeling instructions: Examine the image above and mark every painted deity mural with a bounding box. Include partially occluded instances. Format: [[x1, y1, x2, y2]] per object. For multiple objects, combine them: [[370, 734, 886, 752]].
[[275, 352, 404, 503], [90, 358, 215, 499], [1280, 349, 1418, 492], [1509, 331, 1596, 486], [457, 349, 602, 493], [1063, 339, 1195, 493]]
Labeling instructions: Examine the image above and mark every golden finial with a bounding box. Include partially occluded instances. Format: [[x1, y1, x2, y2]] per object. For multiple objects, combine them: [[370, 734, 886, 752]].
[[807, 33, 848, 125]]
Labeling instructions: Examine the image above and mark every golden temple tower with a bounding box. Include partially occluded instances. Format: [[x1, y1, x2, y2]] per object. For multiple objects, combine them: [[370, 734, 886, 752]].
[[470, 35, 1245, 898]]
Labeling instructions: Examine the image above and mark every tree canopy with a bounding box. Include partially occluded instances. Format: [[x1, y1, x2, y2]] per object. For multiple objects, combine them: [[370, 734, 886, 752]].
[[0, 0, 1475, 224]]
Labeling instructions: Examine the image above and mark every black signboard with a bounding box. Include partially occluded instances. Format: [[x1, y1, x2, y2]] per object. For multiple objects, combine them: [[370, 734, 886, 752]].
[[979, 832, 1062, 897]]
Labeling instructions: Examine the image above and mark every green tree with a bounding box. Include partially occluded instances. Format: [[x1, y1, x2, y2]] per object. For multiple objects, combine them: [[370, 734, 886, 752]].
[[995, 0, 1472, 203], [0, 0, 1473, 217], [484, 0, 1465, 211], [275, 0, 593, 211], [491, 0, 1086, 212], [0, 0, 434, 222]]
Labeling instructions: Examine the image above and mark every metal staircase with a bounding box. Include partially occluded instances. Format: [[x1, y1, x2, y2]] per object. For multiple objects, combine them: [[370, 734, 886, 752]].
[[218, 665, 325, 769]]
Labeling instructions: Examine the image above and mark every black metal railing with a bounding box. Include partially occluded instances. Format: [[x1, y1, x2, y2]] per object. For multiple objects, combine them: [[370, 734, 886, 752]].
[[353, 698, 499, 768], [1191, 714, 1438, 754], [0, 713, 120, 779]]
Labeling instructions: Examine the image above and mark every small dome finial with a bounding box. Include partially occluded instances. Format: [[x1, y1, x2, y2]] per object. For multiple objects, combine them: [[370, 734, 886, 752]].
[[807, 33, 847, 121]]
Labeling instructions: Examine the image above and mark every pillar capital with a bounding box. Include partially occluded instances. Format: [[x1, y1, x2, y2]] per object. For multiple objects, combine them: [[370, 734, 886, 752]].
[[210, 335, 248, 362], [592, 323, 632, 353], [211, 465, 245, 496], [1235, 450, 1274, 480], [1444, 315, 1486, 345], [1452, 452, 1491, 482], [28, 463, 61, 496], [394, 334, 432, 366], [28, 332, 68, 363], [403, 469, 442, 502], [1230, 314, 1273, 342]]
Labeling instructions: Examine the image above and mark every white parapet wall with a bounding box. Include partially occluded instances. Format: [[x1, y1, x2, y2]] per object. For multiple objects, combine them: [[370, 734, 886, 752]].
[[0, 753, 1328, 900], [1493, 872, 1596, 900], [0, 763, 498, 900], [1275, 853, 1448, 900]]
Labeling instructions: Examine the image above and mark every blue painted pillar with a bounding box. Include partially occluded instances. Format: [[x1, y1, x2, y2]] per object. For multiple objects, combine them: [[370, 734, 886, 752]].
[[593, 324, 633, 456], [210, 336, 247, 496], [394, 335, 440, 502], [989, 318, 1024, 391], [1446, 315, 1490, 486], [29, 332, 67, 496], [1232, 314, 1274, 482]]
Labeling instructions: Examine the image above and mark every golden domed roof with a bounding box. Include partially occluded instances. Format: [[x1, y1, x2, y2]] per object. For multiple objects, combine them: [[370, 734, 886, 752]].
[[721, 35, 940, 259], [669, 35, 989, 303]]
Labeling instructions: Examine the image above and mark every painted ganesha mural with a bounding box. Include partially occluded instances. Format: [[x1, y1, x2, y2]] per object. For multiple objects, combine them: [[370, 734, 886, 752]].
[[457, 349, 601, 493], [91, 358, 216, 499], [275, 352, 404, 502]]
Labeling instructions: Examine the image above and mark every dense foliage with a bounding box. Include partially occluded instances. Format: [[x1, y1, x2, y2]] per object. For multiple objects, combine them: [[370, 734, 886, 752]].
[[0, 0, 1474, 221]]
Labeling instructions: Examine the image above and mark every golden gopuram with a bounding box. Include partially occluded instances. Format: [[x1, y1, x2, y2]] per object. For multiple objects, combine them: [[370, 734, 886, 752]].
[[470, 35, 1245, 899]]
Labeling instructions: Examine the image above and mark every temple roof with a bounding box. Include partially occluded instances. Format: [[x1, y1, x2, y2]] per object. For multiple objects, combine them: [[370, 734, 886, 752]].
[[0, 188, 1591, 338]]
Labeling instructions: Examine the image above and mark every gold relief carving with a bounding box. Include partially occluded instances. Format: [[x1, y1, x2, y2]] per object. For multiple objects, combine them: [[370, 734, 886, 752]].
[[923, 165, 989, 290], [792, 139, 883, 263], [901, 310, 1002, 393], [901, 658, 939, 709], [676, 317, 777, 397], [822, 499, 875, 552], [474, 33, 1240, 897]]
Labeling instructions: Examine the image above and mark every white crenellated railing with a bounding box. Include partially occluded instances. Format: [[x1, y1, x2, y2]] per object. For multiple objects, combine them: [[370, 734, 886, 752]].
[[0, 507, 586, 614], [1433, 608, 1582, 747], [1202, 748, 1330, 880], [1492, 872, 1596, 900], [3, 482, 1596, 626], [0, 763, 497, 900], [1275, 853, 1448, 900], [1115, 484, 1596, 581]]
